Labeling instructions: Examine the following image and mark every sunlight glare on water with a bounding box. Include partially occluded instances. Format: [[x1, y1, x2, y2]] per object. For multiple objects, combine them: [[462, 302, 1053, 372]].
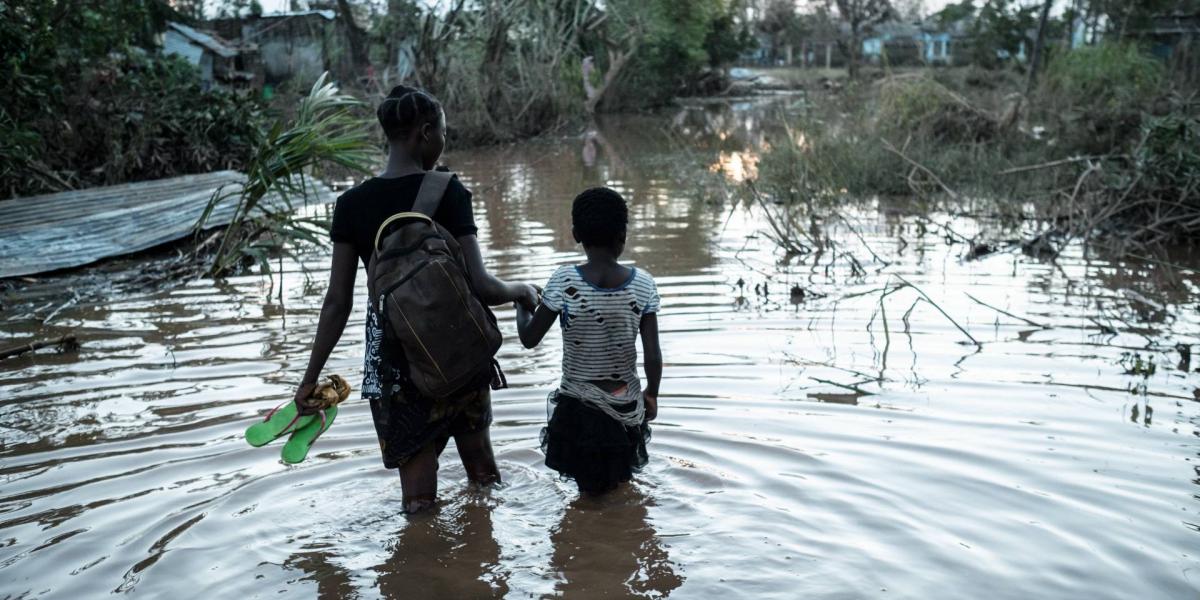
[[2, 95, 1199, 599]]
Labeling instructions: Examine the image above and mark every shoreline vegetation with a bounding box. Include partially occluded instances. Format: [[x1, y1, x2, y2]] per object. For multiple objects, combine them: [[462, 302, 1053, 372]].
[[3, 0, 1197, 278], [752, 44, 1199, 259], [1, 0, 750, 200]]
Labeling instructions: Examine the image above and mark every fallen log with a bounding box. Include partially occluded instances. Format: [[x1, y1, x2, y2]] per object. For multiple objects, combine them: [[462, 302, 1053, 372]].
[[0, 334, 79, 361]]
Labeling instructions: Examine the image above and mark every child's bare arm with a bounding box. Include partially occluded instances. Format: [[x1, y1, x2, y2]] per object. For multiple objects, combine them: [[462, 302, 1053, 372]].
[[640, 313, 662, 419], [459, 234, 538, 309], [515, 302, 557, 349]]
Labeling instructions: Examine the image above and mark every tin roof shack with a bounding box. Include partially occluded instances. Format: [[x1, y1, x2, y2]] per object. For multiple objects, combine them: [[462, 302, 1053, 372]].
[[163, 22, 239, 89], [210, 11, 355, 85], [163, 22, 259, 89]]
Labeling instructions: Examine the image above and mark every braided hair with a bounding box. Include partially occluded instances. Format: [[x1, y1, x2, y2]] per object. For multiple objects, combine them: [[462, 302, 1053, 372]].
[[572, 187, 628, 247], [377, 85, 442, 141]]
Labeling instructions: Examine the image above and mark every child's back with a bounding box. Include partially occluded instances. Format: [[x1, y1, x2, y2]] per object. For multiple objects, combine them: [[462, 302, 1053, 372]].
[[542, 265, 658, 419], [515, 187, 662, 495]]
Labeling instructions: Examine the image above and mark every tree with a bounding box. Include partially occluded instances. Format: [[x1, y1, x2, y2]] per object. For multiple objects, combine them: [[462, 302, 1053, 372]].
[[893, 0, 925, 21], [376, 0, 420, 76], [597, 0, 730, 108], [705, 9, 755, 67], [825, 0, 895, 78], [1024, 0, 1053, 95], [932, 0, 976, 29], [970, 0, 1038, 68], [757, 0, 805, 64], [335, 0, 371, 72]]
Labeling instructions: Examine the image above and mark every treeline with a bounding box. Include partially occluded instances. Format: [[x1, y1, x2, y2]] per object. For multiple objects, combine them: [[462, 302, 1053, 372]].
[[0, 0, 755, 199], [755, 0, 1200, 80], [357, 0, 752, 143], [756, 40, 1199, 250], [1, 0, 263, 198]]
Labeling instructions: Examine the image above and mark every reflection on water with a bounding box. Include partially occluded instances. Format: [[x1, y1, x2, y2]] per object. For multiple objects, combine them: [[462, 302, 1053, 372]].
[[1, 95, 1199, 598], [551, 487, 682, 599], [377, 495, 507, 599]]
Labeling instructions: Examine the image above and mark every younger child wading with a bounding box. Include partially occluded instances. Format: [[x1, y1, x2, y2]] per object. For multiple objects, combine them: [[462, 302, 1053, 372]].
[[516, 187, 663, 495]]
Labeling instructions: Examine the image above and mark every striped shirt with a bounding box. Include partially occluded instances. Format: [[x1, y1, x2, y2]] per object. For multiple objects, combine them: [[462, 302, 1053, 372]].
[[541, 265, 660, 423]]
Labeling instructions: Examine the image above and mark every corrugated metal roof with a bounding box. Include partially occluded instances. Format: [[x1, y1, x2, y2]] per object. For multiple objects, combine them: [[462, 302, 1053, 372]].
[[0, 171, 333, 278], [167, 22, 239, 58]]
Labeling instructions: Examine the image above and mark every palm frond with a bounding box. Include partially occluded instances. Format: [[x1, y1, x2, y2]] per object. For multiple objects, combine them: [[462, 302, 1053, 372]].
[[198, 72, 372, 277]]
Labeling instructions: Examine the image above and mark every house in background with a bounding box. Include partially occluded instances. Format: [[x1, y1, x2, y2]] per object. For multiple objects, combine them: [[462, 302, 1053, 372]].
[[861, 21, 923, 65], [1145, 13, 1199, 84], [210, 10, 355, 85], [918, 30, 955, 64], [163, 22, 241, 89]]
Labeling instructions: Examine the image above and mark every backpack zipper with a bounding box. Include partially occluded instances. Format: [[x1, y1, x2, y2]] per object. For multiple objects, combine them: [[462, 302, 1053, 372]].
[[377, 258, 435, 311]]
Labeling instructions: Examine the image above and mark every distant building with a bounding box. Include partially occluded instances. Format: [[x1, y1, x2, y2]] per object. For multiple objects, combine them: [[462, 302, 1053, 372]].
[[163, 22, 242, 89], [210, 10, 355, 85], [1144, 13, 1200, 84], [918, 31, 955, 64]]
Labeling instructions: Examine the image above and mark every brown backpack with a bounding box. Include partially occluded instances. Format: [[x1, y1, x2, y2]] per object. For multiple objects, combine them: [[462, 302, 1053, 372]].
[[367, 170, 505, 399]]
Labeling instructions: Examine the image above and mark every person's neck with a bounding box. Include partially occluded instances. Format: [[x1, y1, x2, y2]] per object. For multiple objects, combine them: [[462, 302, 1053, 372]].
[[379, 147, 425, 178], [583, 248, 621, 267]]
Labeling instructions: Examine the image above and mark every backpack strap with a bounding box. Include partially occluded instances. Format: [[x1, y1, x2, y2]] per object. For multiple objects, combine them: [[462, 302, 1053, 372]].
[[412, 170, 454, 218], [374, 212, 432, 251]]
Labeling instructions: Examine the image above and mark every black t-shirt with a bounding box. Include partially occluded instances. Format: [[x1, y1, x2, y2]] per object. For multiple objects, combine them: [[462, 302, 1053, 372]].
[[329, 174, 478, 268]]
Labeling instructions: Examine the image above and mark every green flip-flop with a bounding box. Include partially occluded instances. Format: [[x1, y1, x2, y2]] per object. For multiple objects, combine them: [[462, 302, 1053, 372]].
[[245, 401, 317, 448], [280, 406, 338, 464]]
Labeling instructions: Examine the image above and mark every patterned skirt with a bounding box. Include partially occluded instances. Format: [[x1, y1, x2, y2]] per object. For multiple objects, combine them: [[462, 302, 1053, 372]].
[[363, 304, 492, 469]]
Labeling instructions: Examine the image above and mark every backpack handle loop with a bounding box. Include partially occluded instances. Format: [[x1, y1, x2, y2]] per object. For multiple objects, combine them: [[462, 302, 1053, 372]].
[[374, 212, 432, 251]]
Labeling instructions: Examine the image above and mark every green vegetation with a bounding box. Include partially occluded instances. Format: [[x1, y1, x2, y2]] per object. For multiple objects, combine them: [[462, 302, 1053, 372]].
[[199, 74, 372, 276], [603, 0, 750, 107], [2, 0, 752, 197], [391, 0, 751, 140], [0, 0, 266, 198], [756, 42, 1199, 251], [1037, 43, 1165, 153]]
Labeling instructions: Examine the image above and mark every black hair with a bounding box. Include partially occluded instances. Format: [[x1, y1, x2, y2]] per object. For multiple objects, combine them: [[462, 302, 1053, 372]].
[[377, 85, 442, 141], [572, 187, 628, 247]]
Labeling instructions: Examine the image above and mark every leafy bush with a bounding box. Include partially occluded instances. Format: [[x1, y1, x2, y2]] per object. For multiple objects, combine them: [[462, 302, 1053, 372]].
[[1041, 43, 1164, 113], [1134, 113, 1200, 197], [1039, 43, 1164, 153], [876, 74, 998, 144], [602, 0, 736, 108], [0, 0, 266, 199]]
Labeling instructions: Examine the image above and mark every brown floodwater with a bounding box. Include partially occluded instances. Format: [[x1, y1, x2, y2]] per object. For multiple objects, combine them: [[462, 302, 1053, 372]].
[[2, 95, 1199, 599]]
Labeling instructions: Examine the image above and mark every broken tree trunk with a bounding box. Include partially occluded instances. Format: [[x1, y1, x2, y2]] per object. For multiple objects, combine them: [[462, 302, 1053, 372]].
[[0, 334, 79, 361], [583, 44, 637, 115], [336, 0, 371, 72]]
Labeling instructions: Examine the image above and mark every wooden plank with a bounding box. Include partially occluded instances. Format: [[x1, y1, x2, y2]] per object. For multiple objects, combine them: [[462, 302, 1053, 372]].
[[0, 172, 333, 278]]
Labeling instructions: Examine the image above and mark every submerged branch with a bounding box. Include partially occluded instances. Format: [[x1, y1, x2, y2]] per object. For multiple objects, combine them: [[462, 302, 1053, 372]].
[[892, 275, 981, 347], [965, 293, 1048, 329]]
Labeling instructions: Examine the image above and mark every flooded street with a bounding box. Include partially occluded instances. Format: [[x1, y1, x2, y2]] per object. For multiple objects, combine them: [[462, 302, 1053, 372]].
[[2, 96, 1199, 598]]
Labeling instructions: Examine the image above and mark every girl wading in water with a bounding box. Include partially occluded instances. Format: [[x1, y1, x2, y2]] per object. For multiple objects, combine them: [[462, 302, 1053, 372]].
[[515, 187, 662, 495], [294, 86, 538, 513]]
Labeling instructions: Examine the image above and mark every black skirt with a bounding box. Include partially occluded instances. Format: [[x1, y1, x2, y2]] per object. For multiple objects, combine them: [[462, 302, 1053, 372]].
[[541, 392, 651, 494]]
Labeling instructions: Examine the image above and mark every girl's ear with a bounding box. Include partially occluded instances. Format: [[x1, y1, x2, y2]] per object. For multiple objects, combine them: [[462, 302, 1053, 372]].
[[571, 226, 581, 245], [419, 120, 432, 142]]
